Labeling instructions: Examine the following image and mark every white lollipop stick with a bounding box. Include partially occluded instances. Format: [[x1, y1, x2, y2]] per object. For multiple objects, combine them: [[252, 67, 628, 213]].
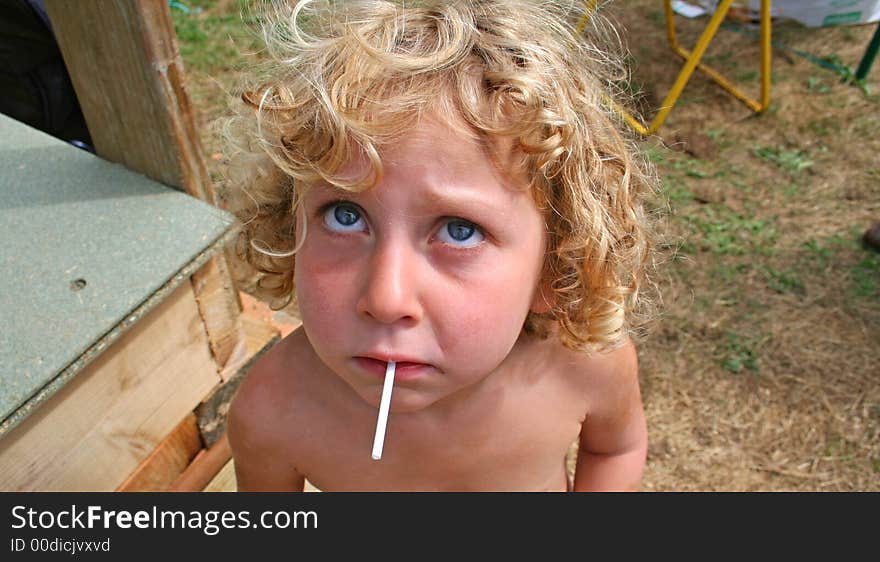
[[371, 361, 396, 460]]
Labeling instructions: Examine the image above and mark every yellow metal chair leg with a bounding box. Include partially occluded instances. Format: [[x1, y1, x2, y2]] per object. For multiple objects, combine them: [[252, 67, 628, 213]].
[[578, 0, 772, 136], [665, 0, 771, 114]]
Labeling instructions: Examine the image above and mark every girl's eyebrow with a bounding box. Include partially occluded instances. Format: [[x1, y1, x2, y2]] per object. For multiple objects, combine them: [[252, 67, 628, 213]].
[[422, 193, 495, 216], [418, 183, 509, 217], [310, 182, 353, 198], [311, 180, 506, 219]]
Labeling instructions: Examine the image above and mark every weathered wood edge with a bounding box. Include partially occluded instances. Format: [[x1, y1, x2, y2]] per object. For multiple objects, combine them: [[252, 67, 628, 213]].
[[0, 226, 239, 438], [115, 413, 203, 492], [196, 319, 280, 448]]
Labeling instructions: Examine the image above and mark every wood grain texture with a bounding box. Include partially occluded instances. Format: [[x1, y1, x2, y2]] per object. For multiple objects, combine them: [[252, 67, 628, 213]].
[[116, 413, 202, 492], [191, 255, 246, 380], [170, 433, 232, 491], [196, 311, 280, 447], [0, 283, 221, 491], [203, 458, 237, 492], [44, 0, 213, 203]]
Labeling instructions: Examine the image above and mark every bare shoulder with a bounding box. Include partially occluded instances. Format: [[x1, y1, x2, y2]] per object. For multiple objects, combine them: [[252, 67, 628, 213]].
[[562, 337, 645, 455], [568, 338, 647, 490], [229, 326, 313, 436], [540, 335, 640, 417], [581, 338, 639, 394], [227, 326, 315, 491]]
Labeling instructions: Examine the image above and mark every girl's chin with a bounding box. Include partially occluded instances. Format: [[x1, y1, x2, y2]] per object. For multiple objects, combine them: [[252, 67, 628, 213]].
[[356, 386, 442, 414]]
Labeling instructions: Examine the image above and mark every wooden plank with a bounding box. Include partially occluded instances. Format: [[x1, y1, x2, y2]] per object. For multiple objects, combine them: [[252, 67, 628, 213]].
[[43, 0, 213, 202], [43, 0, 251, 376], [188, 250, 247, 379], [197, 312, 281, 446], [204, 459, 237, 492], [116, 413, 202, 492], [0, 282, 221, 491], [191, 255, 247, 382], [170, 433, 232, 491], [241, 309, 285, 364], [239, 291, 302, 339]]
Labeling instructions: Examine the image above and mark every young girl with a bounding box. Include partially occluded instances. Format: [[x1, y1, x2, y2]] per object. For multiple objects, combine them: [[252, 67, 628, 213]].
[[223, 0, 656, 491]]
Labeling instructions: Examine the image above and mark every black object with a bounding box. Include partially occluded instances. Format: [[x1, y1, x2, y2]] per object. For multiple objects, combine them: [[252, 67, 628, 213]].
[[0, 0, 92, 150], [863, 222, 880, 252]]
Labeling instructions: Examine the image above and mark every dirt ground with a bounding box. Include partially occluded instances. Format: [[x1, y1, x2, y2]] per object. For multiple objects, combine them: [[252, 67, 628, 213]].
[[175, 0, 879, 491]]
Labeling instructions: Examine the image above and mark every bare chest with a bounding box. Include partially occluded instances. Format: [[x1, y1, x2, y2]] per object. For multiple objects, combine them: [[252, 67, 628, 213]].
[[299, 376, 584, 491]]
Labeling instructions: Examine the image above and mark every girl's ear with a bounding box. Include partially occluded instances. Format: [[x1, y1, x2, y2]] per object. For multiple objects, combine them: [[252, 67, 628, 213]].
[[529, 281, 554, 314]]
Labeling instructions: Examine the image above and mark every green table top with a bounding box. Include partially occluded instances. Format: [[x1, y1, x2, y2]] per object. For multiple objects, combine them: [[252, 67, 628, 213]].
[[0, 114, 236, 435]]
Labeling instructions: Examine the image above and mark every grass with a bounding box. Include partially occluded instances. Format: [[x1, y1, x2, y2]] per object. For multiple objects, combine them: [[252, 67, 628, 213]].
[[803, 237, 834, 263], [659, 176, 694, 203], [762, 266, 805, 296], [171, 0, 261, 75], [804, 117, 840, 137], [720, 330, 761, 374], [706, 127, 725, 143], [609, 4, 880, 491], [686, 207, 777, 256], [752, 145, 814, 175], [852, 253, 880, 298], [805, 75, 832, 94]]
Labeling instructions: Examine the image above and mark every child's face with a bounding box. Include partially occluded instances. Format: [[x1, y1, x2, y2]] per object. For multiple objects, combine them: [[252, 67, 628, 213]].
[[294, 117, 548, 414]]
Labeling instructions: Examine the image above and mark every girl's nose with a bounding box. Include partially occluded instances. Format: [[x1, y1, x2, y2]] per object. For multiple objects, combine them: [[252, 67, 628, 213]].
[[356, 238, 423, 325]]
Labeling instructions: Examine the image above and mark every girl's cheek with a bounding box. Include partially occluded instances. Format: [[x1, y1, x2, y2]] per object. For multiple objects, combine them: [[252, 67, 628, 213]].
[[428, 243, 500, 281], [301, 231, 367, 269]]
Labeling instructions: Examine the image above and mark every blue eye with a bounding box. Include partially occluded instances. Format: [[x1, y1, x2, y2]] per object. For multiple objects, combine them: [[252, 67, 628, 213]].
[[323, 202, 366, 232], [436, 219, 484, 248]]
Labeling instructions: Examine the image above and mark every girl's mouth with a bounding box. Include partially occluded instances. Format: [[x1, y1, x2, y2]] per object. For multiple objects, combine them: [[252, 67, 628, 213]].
[[353, 357, 434, 381]]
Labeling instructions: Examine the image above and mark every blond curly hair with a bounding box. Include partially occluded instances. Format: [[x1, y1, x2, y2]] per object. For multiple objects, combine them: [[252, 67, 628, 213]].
[[221, 0, 657, 353]]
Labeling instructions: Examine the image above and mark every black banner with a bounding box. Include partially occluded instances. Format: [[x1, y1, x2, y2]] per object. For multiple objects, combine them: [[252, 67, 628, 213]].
[[0, 492, 875, 557]]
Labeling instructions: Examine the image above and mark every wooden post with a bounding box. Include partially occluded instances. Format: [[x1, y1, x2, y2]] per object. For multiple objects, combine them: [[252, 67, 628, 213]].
[[44, 0, 212, 202], [44, 0, 246, 373]]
